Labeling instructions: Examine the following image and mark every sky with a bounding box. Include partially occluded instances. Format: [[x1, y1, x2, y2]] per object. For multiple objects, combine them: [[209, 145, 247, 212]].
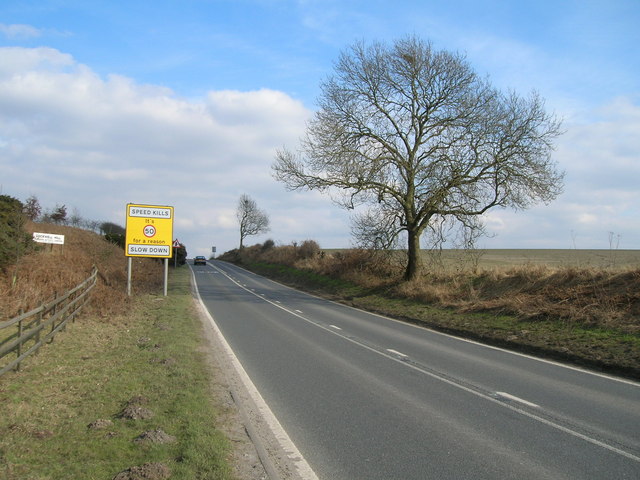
[[1, 0, 639, 257]]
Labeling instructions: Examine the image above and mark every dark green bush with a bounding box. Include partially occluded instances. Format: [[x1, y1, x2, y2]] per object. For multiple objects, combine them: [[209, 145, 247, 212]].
[[0, 195, 32, 270]]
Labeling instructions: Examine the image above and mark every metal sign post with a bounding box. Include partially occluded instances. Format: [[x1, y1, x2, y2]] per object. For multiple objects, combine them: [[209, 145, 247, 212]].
[[164, 258, 168, 296], [127, 257, 132, 296]]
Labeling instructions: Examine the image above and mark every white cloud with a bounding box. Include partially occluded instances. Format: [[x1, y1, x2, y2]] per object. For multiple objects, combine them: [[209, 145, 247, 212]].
[[480, 96, 640, 249], [0, 23, 42, 39], [0, 46, 327, 256]]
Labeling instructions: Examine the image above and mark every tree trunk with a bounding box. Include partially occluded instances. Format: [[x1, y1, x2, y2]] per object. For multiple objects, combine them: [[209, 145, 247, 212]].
[[405, 228, 422, 281]]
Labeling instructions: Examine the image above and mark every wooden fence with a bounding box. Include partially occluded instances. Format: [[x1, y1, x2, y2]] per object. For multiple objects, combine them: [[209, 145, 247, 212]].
[[0, 267, 98, 377]]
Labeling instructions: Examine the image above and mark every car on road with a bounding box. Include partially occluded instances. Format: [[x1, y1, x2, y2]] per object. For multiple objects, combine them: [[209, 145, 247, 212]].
[[193, 256, 207, 265]]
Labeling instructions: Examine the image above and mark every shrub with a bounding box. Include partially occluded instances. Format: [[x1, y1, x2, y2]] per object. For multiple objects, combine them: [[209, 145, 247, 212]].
[[261, 239, 275, 252], [298, 240, 320, 260], [0, 195, 32, 270], [105, 232, 125, 249]]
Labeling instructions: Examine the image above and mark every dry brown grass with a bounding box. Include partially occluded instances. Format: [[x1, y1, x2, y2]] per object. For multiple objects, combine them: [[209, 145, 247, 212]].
[[388, 265, 640, 334], [0, 222, 163, 320], [471, 267, 639, 331]]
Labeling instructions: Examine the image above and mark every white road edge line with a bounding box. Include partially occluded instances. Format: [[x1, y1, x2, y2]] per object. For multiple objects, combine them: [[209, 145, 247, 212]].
[[495, 391, 540, 408], [212, 263, 640, 464], [190, 268, 319, 480]]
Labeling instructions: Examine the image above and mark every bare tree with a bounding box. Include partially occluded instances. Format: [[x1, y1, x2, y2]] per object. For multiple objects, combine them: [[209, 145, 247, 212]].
[[69, 207, 83, 227], [49, 204, 67, 224], [273, 36, 564, 280], [23, 195, 41, 221], [236, 194, 270, 249]]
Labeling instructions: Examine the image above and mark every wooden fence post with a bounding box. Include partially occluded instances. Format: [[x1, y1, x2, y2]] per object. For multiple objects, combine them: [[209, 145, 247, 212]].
[[49, 292, 58, 344], [62, 291, 67, 332], [16, 309, 23, 372], [35, 307, 43, 355]]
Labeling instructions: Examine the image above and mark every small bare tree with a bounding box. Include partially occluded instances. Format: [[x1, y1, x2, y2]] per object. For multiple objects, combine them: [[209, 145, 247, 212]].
[[237, 194, 270, 249], [49, 204, 67, 224], [23, 195, 42, 221], [273, 36, 564, 281]]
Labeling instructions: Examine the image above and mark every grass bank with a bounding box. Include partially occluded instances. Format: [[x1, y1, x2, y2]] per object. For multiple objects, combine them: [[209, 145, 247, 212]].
[[240, 260, 640, 380], [0, 266, 234, 480]]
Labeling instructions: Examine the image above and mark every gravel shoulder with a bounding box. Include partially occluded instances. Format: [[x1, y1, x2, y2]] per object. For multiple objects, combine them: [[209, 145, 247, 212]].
[[193, 281, 314, 480]]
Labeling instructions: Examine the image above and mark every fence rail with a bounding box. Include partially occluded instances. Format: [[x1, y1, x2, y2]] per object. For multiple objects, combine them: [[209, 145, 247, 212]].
[[0, 267, 98, 377]]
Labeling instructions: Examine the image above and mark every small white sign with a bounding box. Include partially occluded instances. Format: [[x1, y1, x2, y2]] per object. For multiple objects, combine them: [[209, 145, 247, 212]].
[[33, 232, 65, 245]]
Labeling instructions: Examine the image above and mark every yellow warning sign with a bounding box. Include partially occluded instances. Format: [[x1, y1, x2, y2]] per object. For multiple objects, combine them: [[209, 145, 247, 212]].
[[125, 204, 174, 258]]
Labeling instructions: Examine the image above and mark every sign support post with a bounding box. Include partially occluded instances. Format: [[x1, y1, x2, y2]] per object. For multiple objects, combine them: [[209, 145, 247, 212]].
[[164, 259, 169, 296], [127, 257, 132, 297]]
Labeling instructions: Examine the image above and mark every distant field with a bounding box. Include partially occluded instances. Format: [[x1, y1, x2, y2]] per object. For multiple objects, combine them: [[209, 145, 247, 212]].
[[427, 249, 640, 270], [325, 249, 640, 270]]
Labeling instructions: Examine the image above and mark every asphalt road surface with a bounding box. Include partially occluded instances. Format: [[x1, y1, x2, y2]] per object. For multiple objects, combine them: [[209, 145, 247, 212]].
[[192, 260, 640, 480]]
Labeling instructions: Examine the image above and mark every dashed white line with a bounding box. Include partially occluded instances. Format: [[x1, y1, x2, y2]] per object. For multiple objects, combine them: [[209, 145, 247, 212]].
[[329, 325, 342, 330], [386, 349, 408, 358], [495, 391, 540, 408]]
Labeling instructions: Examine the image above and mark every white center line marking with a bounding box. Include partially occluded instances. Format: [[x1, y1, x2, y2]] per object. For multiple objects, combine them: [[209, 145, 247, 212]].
[[386, 349, 408, 358], [496, 391, 540, 408], [295, 309, 303, 314], [329, 325, 342, 330]]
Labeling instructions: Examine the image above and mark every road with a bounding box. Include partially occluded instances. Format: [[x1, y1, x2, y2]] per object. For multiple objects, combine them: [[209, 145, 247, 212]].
[[191, 260, 640, 480]]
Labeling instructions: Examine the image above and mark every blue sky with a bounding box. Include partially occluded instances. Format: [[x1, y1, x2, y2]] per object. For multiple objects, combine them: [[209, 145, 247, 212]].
[[1, 0, 639, 256]]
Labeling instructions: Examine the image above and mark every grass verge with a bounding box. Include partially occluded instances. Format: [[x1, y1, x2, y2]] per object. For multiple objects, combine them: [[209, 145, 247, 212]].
[[242, 261, 640, 380], [0, 266, 234, 480]]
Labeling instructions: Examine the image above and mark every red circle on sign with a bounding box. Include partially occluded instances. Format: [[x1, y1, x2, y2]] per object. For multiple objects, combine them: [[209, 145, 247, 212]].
[[143, 225, 156, 238]]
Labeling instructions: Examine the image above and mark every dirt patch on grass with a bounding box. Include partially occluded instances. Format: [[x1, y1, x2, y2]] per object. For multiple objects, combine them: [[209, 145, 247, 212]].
[[88, 419, 114, 430], [134, 429, 176, 445], [118, 396, 154, 420], [113, 462, 171, 480]]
